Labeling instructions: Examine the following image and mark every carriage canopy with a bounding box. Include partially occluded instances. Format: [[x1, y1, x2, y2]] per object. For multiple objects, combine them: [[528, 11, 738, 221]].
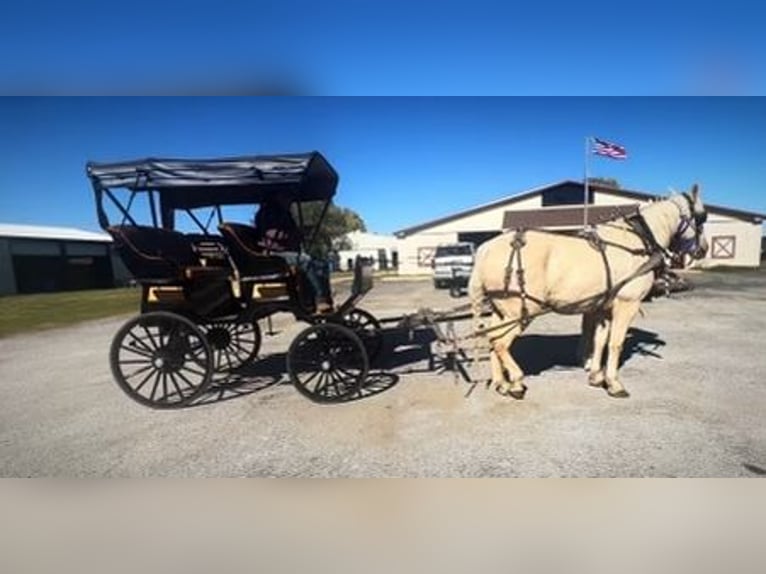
[[87, 151, 338, 230]]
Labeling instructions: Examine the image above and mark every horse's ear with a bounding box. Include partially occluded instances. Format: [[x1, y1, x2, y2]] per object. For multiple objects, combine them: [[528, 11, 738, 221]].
[[691, 183, 700, 201]]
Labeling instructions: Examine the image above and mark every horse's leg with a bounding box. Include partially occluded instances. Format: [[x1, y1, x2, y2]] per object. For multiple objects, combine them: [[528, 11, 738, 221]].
[[488, 312, 505, 389], [587, 310, 611, 389], [578, 312, 596, 370], [491, 323, 527, 399], [603, 299, 641, 398]]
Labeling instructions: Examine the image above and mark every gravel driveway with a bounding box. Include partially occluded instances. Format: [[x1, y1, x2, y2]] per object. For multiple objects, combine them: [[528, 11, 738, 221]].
[[1, 269, 765, 477]]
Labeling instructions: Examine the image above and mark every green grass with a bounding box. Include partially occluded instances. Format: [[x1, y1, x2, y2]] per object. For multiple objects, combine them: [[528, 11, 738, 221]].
[[0, 269, 401, 338], [0, 287, 141, 338], [0, 269, 402, 338]]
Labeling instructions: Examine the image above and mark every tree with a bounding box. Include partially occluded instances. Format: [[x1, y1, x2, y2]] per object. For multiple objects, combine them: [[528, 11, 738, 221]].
[[292, 201, 366, 258], [588, 177, 621, 189]]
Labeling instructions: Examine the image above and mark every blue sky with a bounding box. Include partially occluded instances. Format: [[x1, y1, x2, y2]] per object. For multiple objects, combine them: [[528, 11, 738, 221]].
[[1, 1, 764, 95], [1, 97, 765, 235]]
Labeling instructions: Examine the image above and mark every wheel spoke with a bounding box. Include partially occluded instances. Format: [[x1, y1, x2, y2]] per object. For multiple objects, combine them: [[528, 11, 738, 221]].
[[300, 370, 322, 388], [149, 372, 162, 401], [178, 365, 208, 378], [335, 365, 361, 380], [126, 332, 155, 355], [141, 324, 161, 350], [166, 372, 186, 400], [187, 336, 207, 360], [175, 370, 200, 391], [119, 358, 154, 365], [123, 364, 155, 380], [229, 340, 255, 356], [161, 372, 169, 403], [315, 372, 330, 396], [222, 347, 233, 370], [120, 344, 155, 359], [133, 368, 158, 393], [327, 370, 344, 397]]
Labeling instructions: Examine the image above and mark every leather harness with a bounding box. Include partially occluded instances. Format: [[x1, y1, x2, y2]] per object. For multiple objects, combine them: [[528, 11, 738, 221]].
[[478, 199, 700, 342]]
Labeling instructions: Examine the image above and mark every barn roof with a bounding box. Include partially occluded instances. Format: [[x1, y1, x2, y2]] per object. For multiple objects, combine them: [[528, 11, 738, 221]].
[[394, 180, 766, 237], [0, 224, 112, 242]]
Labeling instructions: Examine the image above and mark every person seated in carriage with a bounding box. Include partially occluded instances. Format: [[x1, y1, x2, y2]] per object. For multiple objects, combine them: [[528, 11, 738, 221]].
[[253, 196, 334, 313], [254, 196, 303, 253]]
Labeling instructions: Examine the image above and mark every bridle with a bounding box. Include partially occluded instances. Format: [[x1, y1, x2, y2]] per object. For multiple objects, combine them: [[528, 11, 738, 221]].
[[670, 193, 707, 257]]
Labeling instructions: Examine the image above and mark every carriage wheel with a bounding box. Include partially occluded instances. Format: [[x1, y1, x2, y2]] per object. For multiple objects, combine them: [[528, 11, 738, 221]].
[[341, 308, 384, 363], [109, 312, 213, 409], [286, 323, 368, 403], [201, 319, 262, 372]]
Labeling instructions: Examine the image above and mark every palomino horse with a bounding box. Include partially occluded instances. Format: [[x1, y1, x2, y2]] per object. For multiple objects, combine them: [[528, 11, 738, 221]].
[[468, 184, 708, 399]]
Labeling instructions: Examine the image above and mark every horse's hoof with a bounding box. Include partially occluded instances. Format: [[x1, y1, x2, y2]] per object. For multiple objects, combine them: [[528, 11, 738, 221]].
[[495, 383, 512, 397], [608, 388, 630, 398], [496, 381, 527, 399], [588, 378, 606, 389]]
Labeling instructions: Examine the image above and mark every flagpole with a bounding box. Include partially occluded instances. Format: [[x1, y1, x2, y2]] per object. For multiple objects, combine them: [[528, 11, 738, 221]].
[[583, 136, 590, 229]]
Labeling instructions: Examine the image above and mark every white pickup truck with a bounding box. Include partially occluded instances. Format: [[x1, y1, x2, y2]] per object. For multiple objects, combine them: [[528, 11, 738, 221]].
[[432, 242, 475, 289]]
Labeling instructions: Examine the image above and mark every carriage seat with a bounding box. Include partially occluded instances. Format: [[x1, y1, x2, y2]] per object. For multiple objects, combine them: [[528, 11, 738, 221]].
[[185, 234, 233, 271], [107, 225, 228, 283], [218, 222, 292, 281]]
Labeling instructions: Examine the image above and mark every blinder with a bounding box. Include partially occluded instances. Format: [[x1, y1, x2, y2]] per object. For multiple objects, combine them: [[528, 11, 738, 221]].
[[675, 192, 707, 259], [682, 192, 707, 228]]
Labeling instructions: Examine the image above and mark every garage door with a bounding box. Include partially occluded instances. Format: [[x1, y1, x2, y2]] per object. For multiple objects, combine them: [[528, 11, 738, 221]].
[[12, 254, 114, 294]]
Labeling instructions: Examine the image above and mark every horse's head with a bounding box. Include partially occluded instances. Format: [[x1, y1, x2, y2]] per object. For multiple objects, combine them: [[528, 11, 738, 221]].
[[669, 183, 708, 260]]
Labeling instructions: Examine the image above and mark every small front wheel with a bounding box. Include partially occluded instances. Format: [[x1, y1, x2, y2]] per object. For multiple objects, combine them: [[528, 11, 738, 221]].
[[286, 323, 368, 403], [341, 308, 383, 363]]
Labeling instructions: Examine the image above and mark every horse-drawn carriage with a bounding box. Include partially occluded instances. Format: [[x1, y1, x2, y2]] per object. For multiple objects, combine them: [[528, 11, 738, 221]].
[[90, 149, 709, 407], [88, 152, 383, 408]]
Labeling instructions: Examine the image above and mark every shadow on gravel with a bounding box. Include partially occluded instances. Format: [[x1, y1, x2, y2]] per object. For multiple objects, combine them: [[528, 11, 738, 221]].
[[743, 463, 766, 476], [506, 326, 666, 376], [186, 324, 666, 407], [374, 328, 439, 372], [188, 351, 401, 408]]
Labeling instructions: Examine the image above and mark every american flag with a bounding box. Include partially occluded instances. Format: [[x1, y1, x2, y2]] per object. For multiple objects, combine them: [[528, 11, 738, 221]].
[[592, 137, 627, 159]]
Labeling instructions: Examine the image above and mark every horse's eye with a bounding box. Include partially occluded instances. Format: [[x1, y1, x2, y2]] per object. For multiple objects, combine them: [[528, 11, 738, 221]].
[[695, 212, 707, 225]]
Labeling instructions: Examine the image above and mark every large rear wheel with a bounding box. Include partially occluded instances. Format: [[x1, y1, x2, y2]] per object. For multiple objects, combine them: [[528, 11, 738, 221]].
[[109, 312, 213, 408]]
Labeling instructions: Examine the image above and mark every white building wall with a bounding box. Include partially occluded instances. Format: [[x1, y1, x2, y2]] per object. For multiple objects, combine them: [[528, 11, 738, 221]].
[[593, 190, 641, 206], [397, 230, 459, 275], [396, 199, 534, 275], [336, 231, 399, 271], [697, 219, 762, 268], [425, 197, 539, 234]]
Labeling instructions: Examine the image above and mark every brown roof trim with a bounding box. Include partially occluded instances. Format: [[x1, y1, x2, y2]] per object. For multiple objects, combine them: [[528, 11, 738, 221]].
[[503, 204, 639, 229], [395, 180, 765, 237]]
